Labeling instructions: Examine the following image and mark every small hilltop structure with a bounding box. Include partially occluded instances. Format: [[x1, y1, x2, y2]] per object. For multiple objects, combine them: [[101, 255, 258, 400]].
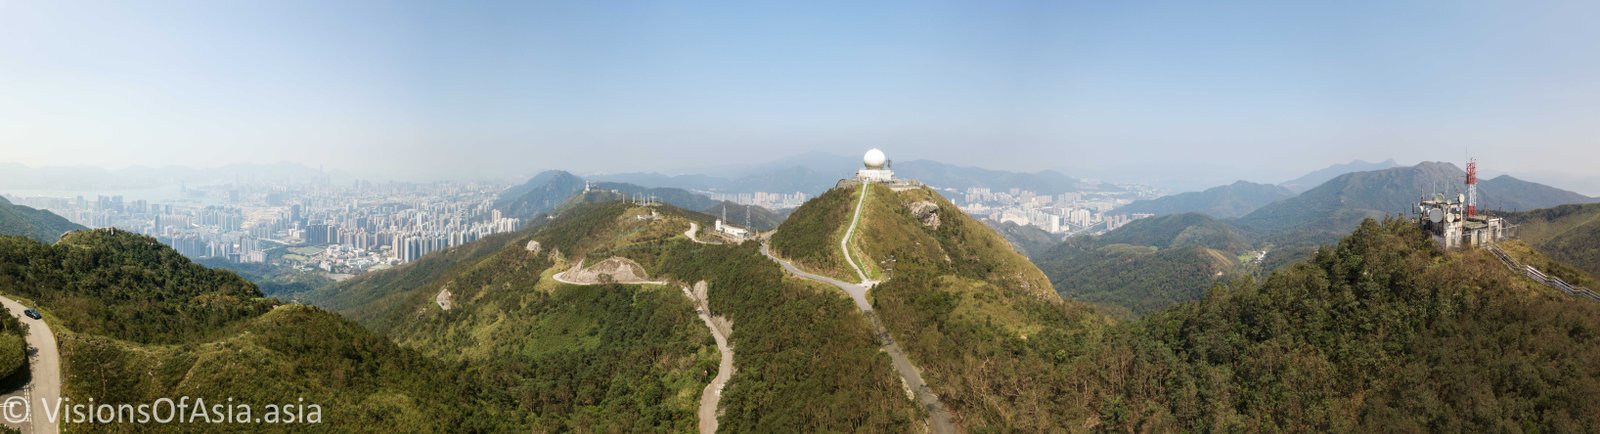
[[840, 148, 922, 190], [714, 206, 751, 240], [1415, 158, 1509, 249]]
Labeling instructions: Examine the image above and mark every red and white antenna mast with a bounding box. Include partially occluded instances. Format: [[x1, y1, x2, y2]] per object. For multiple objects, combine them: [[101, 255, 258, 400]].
[[1465, 158, 1478, 217]]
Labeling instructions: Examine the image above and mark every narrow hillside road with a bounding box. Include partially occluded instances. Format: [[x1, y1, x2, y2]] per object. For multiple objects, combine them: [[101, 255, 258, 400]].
[[685, 222, 712, 245], [681, 283, 733, 434], [0, 296, 60, 434], [760, 243, 955, 434], [551, 259, 668, 286], [841, 183, 872, 284]]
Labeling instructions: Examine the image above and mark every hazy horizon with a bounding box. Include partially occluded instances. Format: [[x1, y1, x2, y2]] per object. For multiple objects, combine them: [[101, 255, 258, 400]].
[[4, 1, 1599, 190]]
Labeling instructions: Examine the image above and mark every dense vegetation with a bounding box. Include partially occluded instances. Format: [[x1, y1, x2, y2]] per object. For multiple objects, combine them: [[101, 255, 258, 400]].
[[1093, 218, 1600, 432], [64, 304, 491, 433], [0, 230, 274, 344], [0, 196, 84, 243], [0, 311, 24, 380], [318, 199, 921, 431], [372, 204, 711, 431], [768, 185, 856, 281], [198, 257, 335, 301], [0, 230, 504, 432], [1115, 180, 1295, 219], [1036, 214, 1250, 315], [655, 240, 920, 432]]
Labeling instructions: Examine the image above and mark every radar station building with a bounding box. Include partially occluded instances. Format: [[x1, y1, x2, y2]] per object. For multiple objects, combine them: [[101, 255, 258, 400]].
[[857, 148, 894, 183]]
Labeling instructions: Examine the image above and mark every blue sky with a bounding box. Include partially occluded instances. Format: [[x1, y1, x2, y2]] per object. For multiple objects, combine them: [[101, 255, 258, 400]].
[[2, 0, 1597, 189]]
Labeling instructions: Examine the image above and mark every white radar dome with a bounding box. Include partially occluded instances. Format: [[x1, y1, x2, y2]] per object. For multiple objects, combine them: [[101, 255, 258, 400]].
[[863, 149, 887, 168]]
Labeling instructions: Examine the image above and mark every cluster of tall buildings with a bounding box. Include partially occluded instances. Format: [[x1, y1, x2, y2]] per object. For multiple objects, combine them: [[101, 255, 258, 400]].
[[953, 186, 1153, 234], [704, 191, 809, 209], [6, 179, 523, 275]]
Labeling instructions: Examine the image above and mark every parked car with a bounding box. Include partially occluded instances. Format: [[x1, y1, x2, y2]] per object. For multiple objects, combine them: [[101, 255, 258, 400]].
[[23, 308, 40, 320]]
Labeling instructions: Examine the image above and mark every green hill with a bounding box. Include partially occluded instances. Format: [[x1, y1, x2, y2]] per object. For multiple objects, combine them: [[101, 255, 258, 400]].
[[313, 200, 919, 432], [1089, 218, 1600, 432], [494, 170, 587, 218], [776, 182, 1113, 431], [1035, 213, 1252, 316], [0, 196, 84, 243], [0, 229, 274, 344], [0, 230, 489, 432], [1115, 180, 1295, 219], [1497, 203, 1600, 279], [768, 186, 858, 281]]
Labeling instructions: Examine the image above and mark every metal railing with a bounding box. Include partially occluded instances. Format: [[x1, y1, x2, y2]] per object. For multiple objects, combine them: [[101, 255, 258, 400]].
[[1486, 244, 1600, 302]]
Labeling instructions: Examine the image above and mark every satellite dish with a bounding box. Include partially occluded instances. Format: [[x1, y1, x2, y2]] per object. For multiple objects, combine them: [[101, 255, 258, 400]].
[[1427, 208, 1444, 224]]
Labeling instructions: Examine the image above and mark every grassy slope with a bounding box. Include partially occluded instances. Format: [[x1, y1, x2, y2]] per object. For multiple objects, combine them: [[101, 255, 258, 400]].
[[834, 184, 1112, 431], [1499, 203, 1600, 280]]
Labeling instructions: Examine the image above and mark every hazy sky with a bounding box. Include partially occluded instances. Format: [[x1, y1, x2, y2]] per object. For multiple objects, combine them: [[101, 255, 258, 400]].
[[2, 0, 1597, 185]]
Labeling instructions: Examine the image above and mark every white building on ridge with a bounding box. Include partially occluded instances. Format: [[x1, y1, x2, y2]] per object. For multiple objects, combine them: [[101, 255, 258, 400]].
[[856, 148, 894, 183]]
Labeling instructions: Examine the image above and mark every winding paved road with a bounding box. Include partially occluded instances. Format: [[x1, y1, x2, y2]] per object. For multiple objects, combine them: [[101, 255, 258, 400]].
[[680, 283, 733, 434], [0, 296, 60, 434]]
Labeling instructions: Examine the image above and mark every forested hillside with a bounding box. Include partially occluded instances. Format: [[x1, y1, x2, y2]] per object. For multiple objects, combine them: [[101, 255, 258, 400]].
[[0, 196, 84, 244], [0, 230, 492, 433], [1089, 218, 1600, 432], [0, 229, 273, 344], [1036, 213, 1252, 315], [314, 200, 920, 432], [768, 186, 857, 281]]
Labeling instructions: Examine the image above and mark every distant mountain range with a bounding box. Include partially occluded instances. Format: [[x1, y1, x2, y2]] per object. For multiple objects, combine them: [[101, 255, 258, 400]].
[[1114, 180, 1296, 219], [494, 170, 787, 229], [0, 196, 84, 243], [1279, 158, 1400, 193], [590, 152, 1118, 196], [1238, 161, 1596, 238]]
